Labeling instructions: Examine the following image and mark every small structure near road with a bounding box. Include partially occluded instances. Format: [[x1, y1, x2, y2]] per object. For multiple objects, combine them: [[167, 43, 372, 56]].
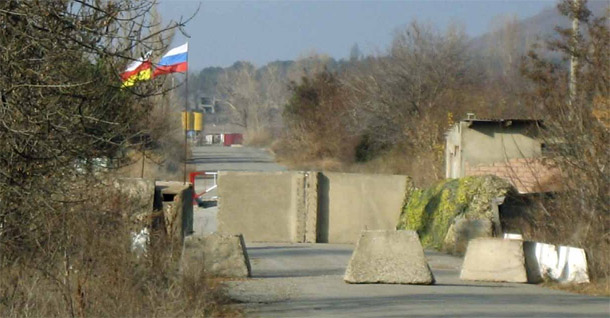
[[344, 230, 435, 285], [445, 115, 560, 193]]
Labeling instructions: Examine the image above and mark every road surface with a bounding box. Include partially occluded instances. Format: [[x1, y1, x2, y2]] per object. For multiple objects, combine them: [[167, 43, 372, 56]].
[[228, 243, 609, 318], [187, 145, 609, 317], [189, 145, 286, 173]]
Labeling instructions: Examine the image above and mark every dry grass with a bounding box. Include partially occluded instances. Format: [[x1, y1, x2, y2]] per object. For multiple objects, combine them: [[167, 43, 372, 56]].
[[542, 279, 610, 297], [244, 129, 274, 147], [0, 181, 240, 317]]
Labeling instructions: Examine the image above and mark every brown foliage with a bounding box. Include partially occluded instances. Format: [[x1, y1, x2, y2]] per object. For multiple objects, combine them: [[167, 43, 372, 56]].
[[0, 1, 234, 316], [0, 182, 236, 317], [275, 71, 359, 165]]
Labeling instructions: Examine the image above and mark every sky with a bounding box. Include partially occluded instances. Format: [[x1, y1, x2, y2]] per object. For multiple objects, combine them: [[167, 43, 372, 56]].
[[157, 0, 559, 70]]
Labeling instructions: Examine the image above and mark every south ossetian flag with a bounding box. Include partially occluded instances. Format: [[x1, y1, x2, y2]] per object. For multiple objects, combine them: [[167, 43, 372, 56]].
[[153, 43, 188, 77], [120, 51, 153, 87]]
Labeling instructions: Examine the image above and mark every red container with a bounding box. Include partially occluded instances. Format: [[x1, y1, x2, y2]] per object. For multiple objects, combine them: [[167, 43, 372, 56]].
[[223, 133, 243, 146]]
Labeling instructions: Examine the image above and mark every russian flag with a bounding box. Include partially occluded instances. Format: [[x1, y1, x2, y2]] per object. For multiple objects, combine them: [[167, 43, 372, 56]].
[[154, 43, 188, 77]]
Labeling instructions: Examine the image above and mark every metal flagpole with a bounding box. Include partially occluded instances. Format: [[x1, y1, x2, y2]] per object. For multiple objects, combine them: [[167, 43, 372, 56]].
[[184, 43, 189, 185]]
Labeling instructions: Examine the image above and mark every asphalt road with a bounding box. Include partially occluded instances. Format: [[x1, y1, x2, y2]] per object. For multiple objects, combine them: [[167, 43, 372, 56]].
[[189, 145, 286, 173], [188, 145, 610, 318], [228, 243, 609, 318]]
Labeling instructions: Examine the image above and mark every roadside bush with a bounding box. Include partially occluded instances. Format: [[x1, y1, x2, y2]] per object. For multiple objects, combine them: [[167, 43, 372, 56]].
[[275, 71, 358, 166], [0, 181, 237, 317], [521, 0, 609, 280], [397, 175, 514, 251]]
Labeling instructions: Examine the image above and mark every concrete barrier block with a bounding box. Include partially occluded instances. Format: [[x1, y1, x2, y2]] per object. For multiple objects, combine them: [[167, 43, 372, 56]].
[[218, 171, 306, 243], [183, 233, 251, 278], [524, 241, 589, 284], [323, 172, 409, 244], [460, 238, 528, 283], [344, 230, 435, 285]]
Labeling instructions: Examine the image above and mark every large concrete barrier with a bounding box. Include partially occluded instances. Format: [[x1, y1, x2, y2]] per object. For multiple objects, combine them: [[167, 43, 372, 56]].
[[319, 172, 409, 243], [460, 238, 528, 283], [217, 171, 311, 242], [344, 230, 435, 284], [217, 171, 409, 244]]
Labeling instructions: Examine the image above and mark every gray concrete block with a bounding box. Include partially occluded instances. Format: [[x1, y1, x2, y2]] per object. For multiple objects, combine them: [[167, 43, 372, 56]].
[[460, 238, 527, 283], [183, 233, 251, 278], [344, 230, 435, 284], [217, 171, 306, 242], [322, 172, 410, 244]]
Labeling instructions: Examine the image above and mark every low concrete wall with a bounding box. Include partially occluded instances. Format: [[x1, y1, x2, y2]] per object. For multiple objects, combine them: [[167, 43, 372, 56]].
[[321, 172, 409, 244], [156, 181, 194, 243], [217, 171, 409, 244], [217, 171, 307, 242]]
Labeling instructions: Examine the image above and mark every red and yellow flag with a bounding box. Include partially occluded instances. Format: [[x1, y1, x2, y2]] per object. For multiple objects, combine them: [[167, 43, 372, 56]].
[[120, 51, 153, 87]]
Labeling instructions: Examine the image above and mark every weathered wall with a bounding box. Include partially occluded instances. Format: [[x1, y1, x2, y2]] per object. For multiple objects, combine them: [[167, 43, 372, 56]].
[[461, 122, 542, 167], [217, 171, 306, 242], [446, 121, 543, 179], [319, 172, 409, 244]]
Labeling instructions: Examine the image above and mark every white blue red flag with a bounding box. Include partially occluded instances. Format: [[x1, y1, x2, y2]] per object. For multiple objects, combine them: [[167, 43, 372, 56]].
[[154, 43, 188, 77]]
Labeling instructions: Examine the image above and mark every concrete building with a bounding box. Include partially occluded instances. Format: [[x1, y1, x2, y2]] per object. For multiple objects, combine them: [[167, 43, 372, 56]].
[[445, 114, 559, 193]]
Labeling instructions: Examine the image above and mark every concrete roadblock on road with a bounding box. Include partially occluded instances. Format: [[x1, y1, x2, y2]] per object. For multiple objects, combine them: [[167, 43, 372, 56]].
[[217, 171, 410, 244], [460, 238, 528, 283], [217, 171, 310, 242], [344, 230, 435, 284], [319, 173, 410, 244], [183, 233, 251, 278]]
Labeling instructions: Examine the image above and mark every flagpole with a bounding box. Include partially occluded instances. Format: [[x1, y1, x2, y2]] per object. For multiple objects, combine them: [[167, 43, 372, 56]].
[[184, 43, 189, 185]]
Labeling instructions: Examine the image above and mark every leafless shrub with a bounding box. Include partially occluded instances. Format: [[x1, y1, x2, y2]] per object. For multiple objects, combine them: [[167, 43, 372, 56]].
[[0, 1, 235, 315], [0, 181, 236, 317], [274, 71, 359, 166], [520, 0, 609, 280]]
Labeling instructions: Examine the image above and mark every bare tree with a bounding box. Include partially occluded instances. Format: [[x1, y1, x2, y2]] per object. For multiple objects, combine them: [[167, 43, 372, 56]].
[[0, 1, 203, 315], [522, 0, 609, 279], [340, 22, 474, 181]]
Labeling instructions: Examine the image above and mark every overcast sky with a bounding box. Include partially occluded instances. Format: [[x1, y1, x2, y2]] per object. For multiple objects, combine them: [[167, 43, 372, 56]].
[[157, 0, 558, 70]]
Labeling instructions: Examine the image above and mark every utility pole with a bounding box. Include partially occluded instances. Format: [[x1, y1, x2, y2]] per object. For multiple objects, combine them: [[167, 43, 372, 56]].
[[569, 0, 581, 107]]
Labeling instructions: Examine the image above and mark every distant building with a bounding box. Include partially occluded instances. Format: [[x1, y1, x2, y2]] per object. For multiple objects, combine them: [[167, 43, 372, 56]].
[[199, 96, 217, 114], [445, 114, 560, 193]]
